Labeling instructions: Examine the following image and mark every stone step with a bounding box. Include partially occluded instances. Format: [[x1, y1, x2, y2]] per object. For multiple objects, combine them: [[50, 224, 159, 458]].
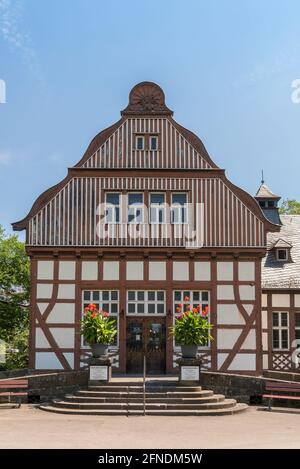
[[64, 394, 225, 404], [87, 385, 203, 392], [51, 398, 236, 411], [77, 390, 213, 399], [39, 403, 248, 416]]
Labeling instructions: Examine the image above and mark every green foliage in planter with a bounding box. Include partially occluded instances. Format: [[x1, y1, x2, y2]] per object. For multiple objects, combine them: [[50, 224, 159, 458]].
[[170, 307, 213, 346], [80, 304, 117, 345]]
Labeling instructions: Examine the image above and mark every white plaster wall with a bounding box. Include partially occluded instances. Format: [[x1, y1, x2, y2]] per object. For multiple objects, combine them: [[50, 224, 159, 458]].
[[47, 303, 75, 323], [63, 352, 74, 368], [217, 285, 234, 300], [59, 261, 76, 280], [238, 262, 255, 281], [36, 284, 53, 299], [272, 294, 290, 307], [218, 329, 241, 349], [149, 261, 166, 281], [262, 332, 268, 351], [57, 284, 75, 299], [50, 328, 75, 348], [239, 285, 255, 300], [241, 330, 256, 349], [37, 303, 49, 314], [295, 294, 300, 307], [228, 353, 256, 371], [81, 261, 98, 280], [261, 310, 268, 329], [263, 354, 269, 370], [35, 328, 51, 348], [194, 261, 211, 281], [35, 352, 64, 370], [217, 304, 245, 324], [217, 353, 228, 369], [37, 261, 54, 280], [126, 261, 144, 280], [173, 261, 189, 281], [217, 262, 233, 281], [103, 261, 119, 280], [262, 294, 268, 307]]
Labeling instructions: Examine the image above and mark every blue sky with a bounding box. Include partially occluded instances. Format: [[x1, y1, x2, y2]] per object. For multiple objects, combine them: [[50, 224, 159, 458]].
[[0, 0, 300, 239]]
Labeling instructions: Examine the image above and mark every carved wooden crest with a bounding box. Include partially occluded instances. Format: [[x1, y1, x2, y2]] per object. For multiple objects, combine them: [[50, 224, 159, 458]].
[[121, 81, 173, 115]]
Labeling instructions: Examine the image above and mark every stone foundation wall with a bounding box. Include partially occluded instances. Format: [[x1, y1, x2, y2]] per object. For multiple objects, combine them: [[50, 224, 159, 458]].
[[28, 370, 88, 401]]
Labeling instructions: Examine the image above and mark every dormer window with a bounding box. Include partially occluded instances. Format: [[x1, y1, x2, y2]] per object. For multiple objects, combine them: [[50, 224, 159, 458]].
[[136, 136, 144, 150], [150, 136, 158, 150], [276, 249, 288, 261]]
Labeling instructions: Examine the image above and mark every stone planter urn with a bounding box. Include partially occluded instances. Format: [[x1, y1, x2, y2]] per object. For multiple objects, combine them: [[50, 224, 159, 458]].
[[181, 344, 198, 358], [90, 344, 109, 358]]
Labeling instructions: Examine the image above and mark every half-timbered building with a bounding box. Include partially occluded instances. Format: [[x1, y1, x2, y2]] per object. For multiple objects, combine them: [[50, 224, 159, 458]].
[[256, 183, 300, 372], [13, 82, 280, 375]]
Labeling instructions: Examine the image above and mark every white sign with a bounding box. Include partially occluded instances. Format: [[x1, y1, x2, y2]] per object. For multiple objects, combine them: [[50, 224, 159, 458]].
[[89, 365, 108, 381], [181, 366, 199, 381]]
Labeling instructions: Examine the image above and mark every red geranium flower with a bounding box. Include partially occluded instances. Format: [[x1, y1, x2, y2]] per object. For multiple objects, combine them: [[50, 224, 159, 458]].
[[192, 307, 197, 313], [184, 296, 190, 302], [176, 307, 181, 313], [202, 309, 208, 316], [88, 303, 97, 310], [178, 303, 182, 307], [197, 305, 201, 312], [91, 312, 97, 318], [102, 311, 109, 317], [205, 306, 209, 313]]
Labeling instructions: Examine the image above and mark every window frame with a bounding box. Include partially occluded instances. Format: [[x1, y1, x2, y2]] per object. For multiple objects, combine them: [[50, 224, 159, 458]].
[[171, 192, 188, 224], [173, 290, 210, 349], [126, 290, 166, 316], [150, 135, 158, 151], [135, 136, 144, 150], [105, 192, 121, 224], [149, 192, 166, 224], [276, 249, 288, 261], [82, 290, 119, 348], [127, 192, 144, 224], [272, 311, 289, 350], [295, 312, 300, 344]]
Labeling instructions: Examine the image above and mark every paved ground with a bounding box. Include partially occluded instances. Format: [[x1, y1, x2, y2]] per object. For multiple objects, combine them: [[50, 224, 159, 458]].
[[0, 405, 299, 449]]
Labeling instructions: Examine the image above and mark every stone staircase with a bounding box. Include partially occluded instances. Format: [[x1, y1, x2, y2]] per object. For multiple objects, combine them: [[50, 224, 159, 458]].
[[39, 380, 248, 416]]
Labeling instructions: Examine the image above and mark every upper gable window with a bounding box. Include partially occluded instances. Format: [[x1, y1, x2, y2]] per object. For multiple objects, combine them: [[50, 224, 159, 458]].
[[150, 136, 158, 151], [276, 249, 288, 261], [136, 136, 144, 150]]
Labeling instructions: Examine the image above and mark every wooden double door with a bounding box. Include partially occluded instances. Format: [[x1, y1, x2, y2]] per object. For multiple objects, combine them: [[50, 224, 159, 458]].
[[126, 317, 166, 374]]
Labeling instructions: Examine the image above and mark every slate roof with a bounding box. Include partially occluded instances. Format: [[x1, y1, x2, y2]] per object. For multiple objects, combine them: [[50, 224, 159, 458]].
[[262, 215, 300, 289], [255, 183, 280, 199]]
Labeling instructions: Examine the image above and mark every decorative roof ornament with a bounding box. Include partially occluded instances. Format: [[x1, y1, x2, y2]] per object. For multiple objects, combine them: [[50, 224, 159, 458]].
[[121, 81, 173, 116]]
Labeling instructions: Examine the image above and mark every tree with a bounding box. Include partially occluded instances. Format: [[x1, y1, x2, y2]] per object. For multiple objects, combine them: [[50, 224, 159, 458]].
[[0, 226, 29, 370], [279, 199, 300, 215]]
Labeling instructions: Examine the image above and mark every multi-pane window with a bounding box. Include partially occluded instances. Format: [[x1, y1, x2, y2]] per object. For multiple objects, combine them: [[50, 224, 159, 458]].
[[127, 291, 166, 315], [128, 193, 144, 223], [295, 313, 300, 343], [150, 193, 165, 224], [272, 312, 289, 350], [150, 136, 158, 150], [171, 193, 187, 224], [82, 290, 119, 346], [105, 193, 120, 223], [173, 291, 210, 347], [136, 136, 144, 150]]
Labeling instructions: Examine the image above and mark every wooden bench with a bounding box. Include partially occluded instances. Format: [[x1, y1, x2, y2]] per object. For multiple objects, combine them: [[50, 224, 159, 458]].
[[263, 381, 300, 411], [0, 379, 28, 408]]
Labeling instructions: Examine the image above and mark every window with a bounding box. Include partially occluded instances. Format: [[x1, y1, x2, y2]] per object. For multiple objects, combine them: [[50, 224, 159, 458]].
[[150, 193, 165, 224], [259, 201, 266, 208], [127, 291, 165, 315], [128, 193, 144, 223], [272, 312, 289, 350], [173, 291, 210, 347], [105, 193, 120, 223], [276, 249, 288, 261], [150, 136, 158, 150], [82, 290, 119, 346], [136, 136, 144, 150], [295, 312, 300, 343], [171, 193, 187, 224]]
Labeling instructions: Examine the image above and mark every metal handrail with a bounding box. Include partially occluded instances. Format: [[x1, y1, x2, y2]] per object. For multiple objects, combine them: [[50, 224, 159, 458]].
[[143, 354, 146, 416]]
